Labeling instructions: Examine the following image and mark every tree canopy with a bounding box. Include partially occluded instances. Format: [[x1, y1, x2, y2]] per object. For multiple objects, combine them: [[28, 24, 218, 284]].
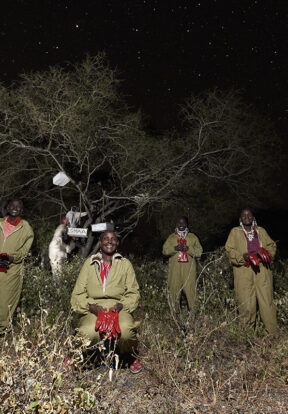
[[0, 54, 283, 255]]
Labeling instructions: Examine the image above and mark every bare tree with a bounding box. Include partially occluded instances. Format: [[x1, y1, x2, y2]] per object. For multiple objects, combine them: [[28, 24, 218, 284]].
[[0, 56, 282, 256], [158, 90, 283, 241]]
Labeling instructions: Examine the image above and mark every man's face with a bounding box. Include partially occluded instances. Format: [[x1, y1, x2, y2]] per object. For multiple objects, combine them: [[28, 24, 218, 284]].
[[177, 218, 187, 231], [7, 200, 22, 217], [240, 210, 254, 227]]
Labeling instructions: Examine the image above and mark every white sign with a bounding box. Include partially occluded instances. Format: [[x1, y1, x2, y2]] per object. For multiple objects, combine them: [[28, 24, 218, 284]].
[[91, 222, 114, 232], [53, 172, 70, 187], [67, 227, 88, 238]]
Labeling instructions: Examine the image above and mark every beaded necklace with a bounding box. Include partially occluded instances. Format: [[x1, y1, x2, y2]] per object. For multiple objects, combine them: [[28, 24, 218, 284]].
[[240, 220, 257, 241]]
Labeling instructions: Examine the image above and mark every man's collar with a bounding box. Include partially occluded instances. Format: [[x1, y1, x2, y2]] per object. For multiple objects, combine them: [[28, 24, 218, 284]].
[[90, 252, 123, 265]]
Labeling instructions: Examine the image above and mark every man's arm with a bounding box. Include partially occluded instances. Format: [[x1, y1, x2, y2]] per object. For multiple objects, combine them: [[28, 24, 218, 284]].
[[225, 229, 245, 266], [119, 260, 140, 313], [71, 260, 97, 314]]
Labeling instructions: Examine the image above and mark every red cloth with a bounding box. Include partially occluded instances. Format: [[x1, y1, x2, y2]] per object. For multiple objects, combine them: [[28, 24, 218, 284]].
[[100, 262, 111, 285], [95, 309, 121, 339], [4, 217, 21, 240], [6, 217, 21, 226], [177, 238, 188, 262], [4, 221, 15, 239], [4, 217, 22, 239]]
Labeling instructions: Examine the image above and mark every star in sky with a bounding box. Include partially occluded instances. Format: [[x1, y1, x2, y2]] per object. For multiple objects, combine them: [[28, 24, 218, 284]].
[[0, 0, 287, 129]]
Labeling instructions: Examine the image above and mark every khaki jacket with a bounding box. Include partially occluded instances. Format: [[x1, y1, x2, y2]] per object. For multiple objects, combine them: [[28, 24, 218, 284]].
[[71, 253, 140, 315], [162, 232, 203, 289], [0, 218, 34, 267], [162, 232, 203, 263], [225, 226, 276, 267], [0, 218, 34, 331]]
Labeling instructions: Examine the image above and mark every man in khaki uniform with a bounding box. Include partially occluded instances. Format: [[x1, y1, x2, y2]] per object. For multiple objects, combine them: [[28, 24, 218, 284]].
[[225, 208, 278, 335], [162, 216, 203, 312], [0, 200, 34, 334], [71, 231, 142, 373]]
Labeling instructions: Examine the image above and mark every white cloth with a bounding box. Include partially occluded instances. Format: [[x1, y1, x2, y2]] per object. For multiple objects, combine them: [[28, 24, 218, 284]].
[[175, 227, 189, 239], [52, 172, 70, 186], [65, 211, 87, 228], [48, 224, 75, 275]]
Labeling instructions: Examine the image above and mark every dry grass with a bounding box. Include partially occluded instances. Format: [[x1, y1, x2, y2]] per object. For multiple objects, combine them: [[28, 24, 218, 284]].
[[0, 250, 288, 413]]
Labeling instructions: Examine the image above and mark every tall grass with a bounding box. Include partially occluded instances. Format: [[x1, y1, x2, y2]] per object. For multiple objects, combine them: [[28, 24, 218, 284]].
[[0, 249, 287, 413]]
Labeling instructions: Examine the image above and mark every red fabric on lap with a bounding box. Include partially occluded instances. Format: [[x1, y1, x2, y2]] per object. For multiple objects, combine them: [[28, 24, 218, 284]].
[[95, 309, 121, 339]]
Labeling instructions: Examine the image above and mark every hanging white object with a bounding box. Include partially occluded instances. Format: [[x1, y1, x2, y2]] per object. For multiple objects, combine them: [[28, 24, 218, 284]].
[[67, 227, 88, 238], [53, 172, 70, 187], [91, 222, 114, 232]]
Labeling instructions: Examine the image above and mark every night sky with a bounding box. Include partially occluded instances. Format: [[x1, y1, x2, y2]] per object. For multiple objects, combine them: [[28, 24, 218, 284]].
[[1, 0, 287, 130]]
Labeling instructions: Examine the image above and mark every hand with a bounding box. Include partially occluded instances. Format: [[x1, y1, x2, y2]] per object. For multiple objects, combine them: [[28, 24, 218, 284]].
[[257, 247, 273, 264], [248, 253, 260, 267], [0, 253, 9, 262], [182, 246, 189, 251], [110, 303, 123, 313], [8, 255, 14, 263], [89, 304, 105, 316], [243, 253, 249, 262], [0, 260, 9, 269], [174, 245, 182, 251]]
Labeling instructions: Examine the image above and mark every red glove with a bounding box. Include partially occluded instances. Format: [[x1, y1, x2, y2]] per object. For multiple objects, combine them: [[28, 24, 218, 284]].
[[0, 267, 8, 273], [95, 310, 106, 332], [257, 247, 273, 264], [103, 310, 121, 339], [103, 312, 113, 333], [110, 311, 121, 339], [95, 310, 121, 339], [248, 253, 260, 267], [177, 239, 188, 262]]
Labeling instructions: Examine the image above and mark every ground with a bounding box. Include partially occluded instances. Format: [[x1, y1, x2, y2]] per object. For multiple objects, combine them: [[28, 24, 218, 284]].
[[0, 251, 288, 413]]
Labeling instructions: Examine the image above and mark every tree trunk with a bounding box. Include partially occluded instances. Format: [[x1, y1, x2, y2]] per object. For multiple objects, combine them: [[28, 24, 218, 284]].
[[78, 231, 95, 258]]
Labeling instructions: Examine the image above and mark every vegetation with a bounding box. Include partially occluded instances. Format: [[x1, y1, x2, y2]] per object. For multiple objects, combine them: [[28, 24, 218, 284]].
[[0, 250, 287, 413], [0, 54, 286, 412]]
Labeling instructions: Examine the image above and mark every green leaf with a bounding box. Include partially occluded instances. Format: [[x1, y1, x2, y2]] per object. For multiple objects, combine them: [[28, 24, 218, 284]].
[[27, 400, 40, 410], [57, 374, 62, 386], [73, 387, 84, 392]]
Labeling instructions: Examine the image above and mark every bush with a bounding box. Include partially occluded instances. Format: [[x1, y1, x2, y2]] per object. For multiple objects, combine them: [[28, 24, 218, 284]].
[[1, 250, 287, 412], [21, 256, 84, 321]]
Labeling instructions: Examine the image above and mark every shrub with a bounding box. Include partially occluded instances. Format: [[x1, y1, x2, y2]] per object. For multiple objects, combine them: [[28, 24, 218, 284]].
[[1, 250, 287, 412]]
